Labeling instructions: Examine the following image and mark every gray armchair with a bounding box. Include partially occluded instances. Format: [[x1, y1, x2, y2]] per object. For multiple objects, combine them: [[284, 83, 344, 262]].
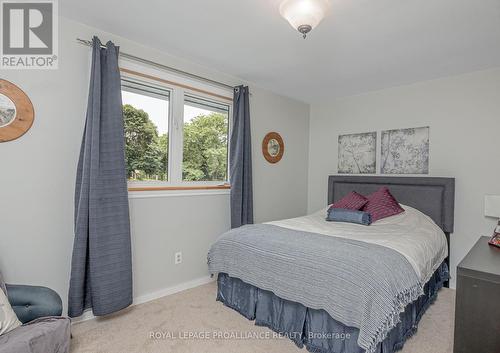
[[6, 284, 63, 324], [0, 272, 70, 353]]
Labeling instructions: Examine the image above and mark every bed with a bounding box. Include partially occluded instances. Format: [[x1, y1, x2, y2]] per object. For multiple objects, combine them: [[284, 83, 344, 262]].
[[208, 176, 455, 353]]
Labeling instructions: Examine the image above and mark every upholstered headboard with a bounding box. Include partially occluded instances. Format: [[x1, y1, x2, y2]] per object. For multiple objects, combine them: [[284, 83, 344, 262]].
[[328, 176, 455, 233]]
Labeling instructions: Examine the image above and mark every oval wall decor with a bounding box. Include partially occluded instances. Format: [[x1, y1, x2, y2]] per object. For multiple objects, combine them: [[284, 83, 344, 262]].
[[0, 79, 34, 142], [262, 132, 284, 164]]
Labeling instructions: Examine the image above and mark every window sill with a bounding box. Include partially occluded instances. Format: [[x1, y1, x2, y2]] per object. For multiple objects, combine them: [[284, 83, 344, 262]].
[[128, 184, 230, 192], [127, 184, 231, 199]]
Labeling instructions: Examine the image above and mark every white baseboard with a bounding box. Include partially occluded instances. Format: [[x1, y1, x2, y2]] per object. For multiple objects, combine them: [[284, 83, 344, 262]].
[[132, 275, 214, 306], [71, 275, 214, 324]]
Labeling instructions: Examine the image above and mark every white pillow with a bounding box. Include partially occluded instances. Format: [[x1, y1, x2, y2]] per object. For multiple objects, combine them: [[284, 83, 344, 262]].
[[0, 288, 21, 336]]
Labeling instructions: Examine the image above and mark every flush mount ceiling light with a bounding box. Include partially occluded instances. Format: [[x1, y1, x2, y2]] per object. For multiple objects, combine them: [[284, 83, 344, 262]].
[[279, 0, 331, 39]]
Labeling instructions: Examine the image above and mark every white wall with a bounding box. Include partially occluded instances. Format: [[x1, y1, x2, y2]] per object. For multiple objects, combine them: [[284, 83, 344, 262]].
[[0, 17, 309, 313], [308, 68, 500, 287], [5, 11, 491, 314]]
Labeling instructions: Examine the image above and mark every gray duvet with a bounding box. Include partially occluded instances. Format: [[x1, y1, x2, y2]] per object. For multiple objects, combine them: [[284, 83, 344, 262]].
[[208, 224, 423, 353]]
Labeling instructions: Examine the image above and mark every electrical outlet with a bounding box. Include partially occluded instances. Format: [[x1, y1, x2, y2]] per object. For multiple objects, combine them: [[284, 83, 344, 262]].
[[174, 251, 182, 265]]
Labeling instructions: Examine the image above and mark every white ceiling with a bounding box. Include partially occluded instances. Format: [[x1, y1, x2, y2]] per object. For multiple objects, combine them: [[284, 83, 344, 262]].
[[61, 0, 500, 103]]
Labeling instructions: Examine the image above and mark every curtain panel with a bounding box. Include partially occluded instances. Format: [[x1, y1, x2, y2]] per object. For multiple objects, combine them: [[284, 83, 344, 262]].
[[230, 85, 253, 228], [68, 37, 132, 317]]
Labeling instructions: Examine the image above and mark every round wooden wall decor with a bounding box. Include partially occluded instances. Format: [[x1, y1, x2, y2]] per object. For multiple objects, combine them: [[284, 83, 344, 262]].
[[262, 132, 284, 164], [0, 79, 34, 142]]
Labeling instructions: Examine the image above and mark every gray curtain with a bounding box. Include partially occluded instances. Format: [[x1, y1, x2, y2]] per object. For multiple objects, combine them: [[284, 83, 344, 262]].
[[68, 37, 132, 317], [230, 85, 253, 228]]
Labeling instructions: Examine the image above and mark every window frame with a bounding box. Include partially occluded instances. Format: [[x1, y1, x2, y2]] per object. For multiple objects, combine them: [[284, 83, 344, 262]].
[[120, 62, 232, 192]]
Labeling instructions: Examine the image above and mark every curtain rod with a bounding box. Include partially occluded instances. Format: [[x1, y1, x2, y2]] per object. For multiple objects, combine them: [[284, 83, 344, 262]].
[[76, 38, 235, 91]]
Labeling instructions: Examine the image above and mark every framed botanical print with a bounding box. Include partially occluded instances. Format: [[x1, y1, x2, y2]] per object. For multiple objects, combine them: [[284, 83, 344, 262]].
[[338, 132, 376, 174]]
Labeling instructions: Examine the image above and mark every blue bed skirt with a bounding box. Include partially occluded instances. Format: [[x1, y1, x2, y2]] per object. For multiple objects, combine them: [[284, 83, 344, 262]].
[[216, 262, 449, 353]]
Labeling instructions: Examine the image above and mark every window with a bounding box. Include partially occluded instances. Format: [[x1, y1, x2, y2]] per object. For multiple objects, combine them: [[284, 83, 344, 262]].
[[121, 71, 231, 190], [183, 95, 229, 182], [122, 79, 170, 181]]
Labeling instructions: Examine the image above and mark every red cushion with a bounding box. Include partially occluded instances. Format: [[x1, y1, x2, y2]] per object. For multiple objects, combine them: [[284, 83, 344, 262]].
[[363, 187, 404, 222], [330, 191, 368, 210]]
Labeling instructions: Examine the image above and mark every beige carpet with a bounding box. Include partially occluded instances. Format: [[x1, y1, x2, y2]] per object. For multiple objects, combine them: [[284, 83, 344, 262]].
[[71, 282, 455, 353]]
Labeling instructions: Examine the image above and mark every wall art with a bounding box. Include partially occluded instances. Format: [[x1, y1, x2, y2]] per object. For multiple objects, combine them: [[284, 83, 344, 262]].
[[0, 79, 34, 142], [381, 126, 429, 174], [338, 132, 376, 174]]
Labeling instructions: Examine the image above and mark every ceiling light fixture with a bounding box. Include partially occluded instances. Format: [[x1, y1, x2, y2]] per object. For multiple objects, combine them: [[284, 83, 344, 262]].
[[279, 0, 330, 39]]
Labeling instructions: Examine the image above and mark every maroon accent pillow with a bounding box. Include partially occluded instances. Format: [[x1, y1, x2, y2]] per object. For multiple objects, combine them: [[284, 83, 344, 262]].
[[363, 187, 404, 222], [330, 191, 368, 210]]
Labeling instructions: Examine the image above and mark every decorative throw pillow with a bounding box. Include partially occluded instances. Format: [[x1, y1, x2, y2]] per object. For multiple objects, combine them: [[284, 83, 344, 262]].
[[0, 287, 22, 336], [330, 191, 368, 211], [326, 208, 372, 225], [363, 187, 404, 222]]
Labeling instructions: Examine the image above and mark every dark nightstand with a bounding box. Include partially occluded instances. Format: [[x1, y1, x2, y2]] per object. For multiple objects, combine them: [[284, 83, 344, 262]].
[[454, 236, 500, 353]]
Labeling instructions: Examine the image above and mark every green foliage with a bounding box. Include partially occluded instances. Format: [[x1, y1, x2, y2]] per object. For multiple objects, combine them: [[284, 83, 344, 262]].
[[123, 104, 228, 182], [123, 104, 167, 180], [157, 134, 168, 180], [183, 113, 228, 181]]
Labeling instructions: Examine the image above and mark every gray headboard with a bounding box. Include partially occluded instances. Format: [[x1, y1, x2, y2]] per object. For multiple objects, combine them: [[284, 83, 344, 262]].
[[328, 176, 455, 233]]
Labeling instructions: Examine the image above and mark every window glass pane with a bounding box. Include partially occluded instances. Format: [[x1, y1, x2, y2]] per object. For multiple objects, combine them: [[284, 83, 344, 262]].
[[183, 95, 229, 182], [122, 86, 169, 181]]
